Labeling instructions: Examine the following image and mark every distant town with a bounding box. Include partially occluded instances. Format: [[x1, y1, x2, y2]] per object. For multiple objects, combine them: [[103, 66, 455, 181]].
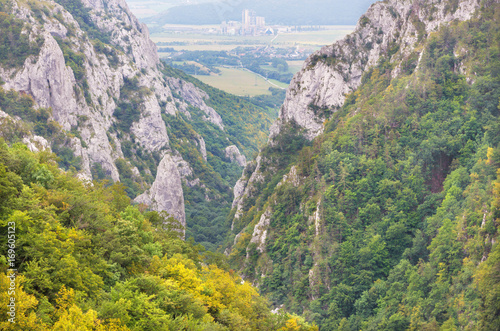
[[223, 10, 330, 36], [159, 9, 332, 37], [221, 9, 271, 36]]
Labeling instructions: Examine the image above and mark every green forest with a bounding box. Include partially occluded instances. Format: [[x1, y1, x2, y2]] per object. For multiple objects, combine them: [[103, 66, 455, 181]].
[[0, 0, 499, 329], [228, 2, 500, 330], [157, 65, 280, 251], [0, 141, 317, 330]]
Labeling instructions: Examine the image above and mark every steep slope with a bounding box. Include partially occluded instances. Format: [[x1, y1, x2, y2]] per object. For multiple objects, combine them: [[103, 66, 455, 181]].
[[0, 0, 277, 246], [0, 142, 318, 330], [228, 0, 500, 329], [232, 0, 482, 219]]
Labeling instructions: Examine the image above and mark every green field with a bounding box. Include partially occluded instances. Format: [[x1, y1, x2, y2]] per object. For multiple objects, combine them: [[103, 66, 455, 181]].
[[286, 60, 305, 73], [194, 67, 287, 96], [152, 25, 353, 95], [260, 59, 305, 75]]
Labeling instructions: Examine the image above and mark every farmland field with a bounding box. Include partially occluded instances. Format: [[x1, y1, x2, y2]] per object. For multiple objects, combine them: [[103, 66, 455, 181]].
[[152, 25, 354, 95], [286, 60, 306, 74], [193, 67, 286, 96]]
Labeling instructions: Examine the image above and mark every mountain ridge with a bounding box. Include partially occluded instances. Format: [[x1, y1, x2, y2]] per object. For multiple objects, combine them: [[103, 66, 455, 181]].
[[226, 0, 500, 328], [0, 0, 277, 246]]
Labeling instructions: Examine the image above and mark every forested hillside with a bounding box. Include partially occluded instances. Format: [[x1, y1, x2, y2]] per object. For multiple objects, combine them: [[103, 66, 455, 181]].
[[0, 0, 278, 251], [1, 0, 500, 329], [0, 140, 319, 330], [228, 0, 500, 329]]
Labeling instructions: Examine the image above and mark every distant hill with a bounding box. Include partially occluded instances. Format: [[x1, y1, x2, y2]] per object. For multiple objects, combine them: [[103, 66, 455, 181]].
[[144, 0, 377, 25]]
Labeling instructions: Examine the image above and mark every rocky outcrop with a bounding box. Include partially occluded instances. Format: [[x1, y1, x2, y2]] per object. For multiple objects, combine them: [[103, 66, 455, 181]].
[[22, 135, 51, 153], [130, 95, 169, 152], [225, 145, 246, 167], [81, 0, 159, 69], [0, 0, 189, 221], [276, 165, 301, 188], [135, 153, 186, 231], [270, 0, 481, 140], [0, 110, 50, 153], [248, 209, 271, 254], [232, 177, 247, 209], [232, 155, 265, 219], [167, 77, 224, 129], [196, 135, 207, 161]]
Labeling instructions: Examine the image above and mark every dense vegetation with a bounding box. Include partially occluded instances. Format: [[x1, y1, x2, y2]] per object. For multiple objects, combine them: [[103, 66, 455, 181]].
[[0, 7, 43, 68], [0, 87, 82, 172], [164, 50, 297, 84], [229, 3, 500, 330], [158, 65, 278, 251], [0, 141, 318, 330]]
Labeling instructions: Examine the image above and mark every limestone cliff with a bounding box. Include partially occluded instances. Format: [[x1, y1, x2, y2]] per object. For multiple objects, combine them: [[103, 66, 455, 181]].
[[270, 0, 480, 140], [231, 0, 483, 249], [0, 0, 245, 232], [135, 153, 185, 230]]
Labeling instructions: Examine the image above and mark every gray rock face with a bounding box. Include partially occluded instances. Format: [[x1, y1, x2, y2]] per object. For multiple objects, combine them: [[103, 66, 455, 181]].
[[249, 209, 271, 254], [231, 0, 482, 249], [196, 135, 207, 162], [81, 0, 159, 69], [225, 145, 247, 167], [0, 0, 193, 226], [232, 176, 247, 210], [167, 77, 224, 129], [232, 155, 264, 220], [135, 154, 186, 232], [270, 0, 481, 140], [130, 95, 169, 152]]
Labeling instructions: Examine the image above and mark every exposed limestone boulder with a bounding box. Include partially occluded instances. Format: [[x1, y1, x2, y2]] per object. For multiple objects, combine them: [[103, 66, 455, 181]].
[[167, 77, 224, 129], [225, 145, 246, 167], [195, 135, 208, 161], [249, 209, 271, 254], [276, 165, 301, 188], [232, 155, 264, 220], [232, 177, 247, 210], [135, 153, 186, 232]]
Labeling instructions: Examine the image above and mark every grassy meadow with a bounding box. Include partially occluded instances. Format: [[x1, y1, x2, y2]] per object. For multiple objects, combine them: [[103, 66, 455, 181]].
[[193, 67, 284, 96]]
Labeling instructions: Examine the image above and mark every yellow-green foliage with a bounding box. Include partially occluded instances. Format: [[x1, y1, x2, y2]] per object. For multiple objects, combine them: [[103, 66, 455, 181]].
[[230, 2, 500, 330], [0, 141, 317, 330]]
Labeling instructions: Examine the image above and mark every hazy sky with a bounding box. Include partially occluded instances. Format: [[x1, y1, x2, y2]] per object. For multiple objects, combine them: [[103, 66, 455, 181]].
[[127, 0, 378, 25]]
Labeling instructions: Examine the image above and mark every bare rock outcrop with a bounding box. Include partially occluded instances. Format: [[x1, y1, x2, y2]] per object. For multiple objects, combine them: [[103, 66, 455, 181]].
[[135, 154, 186, 231], [225, 145, 246, 167], [270, 0, 481, 140], [167, 77, 224, 129]]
